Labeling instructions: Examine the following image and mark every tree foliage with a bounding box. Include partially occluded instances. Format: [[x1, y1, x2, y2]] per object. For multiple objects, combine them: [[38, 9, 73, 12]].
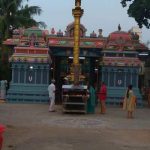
[[0, 0, 46, 40], [121, 0, 150, 28], [0, 0, 46, 80]]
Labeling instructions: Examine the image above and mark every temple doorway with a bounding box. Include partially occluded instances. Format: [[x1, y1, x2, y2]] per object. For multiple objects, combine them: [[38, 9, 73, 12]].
[[50, 56, 99, 104]]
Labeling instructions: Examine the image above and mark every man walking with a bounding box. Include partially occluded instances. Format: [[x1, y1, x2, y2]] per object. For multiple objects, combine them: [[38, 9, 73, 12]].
[[48, 79, 56, 112]]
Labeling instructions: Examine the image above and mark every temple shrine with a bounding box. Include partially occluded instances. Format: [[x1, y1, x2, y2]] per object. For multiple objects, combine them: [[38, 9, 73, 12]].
[[3, 24, 149, 105], [4, 27, 50, 102], [3, 0, 149, 106]]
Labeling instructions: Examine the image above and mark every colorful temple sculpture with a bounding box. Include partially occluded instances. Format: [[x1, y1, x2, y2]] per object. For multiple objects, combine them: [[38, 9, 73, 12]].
[[4, 24, 149, 105], [4, 27, 50, 102]]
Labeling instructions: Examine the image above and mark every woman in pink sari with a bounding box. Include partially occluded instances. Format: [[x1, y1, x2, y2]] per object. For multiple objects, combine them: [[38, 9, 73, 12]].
[[98, 82, 107, 114]]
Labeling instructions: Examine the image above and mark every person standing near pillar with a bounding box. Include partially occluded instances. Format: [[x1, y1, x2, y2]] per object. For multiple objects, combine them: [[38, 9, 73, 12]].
[[86, 84, 96, 114], [48, 79, 56, 112], [98, 82, 107, 114]]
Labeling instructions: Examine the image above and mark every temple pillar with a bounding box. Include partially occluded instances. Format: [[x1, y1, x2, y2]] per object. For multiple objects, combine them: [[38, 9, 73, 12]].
[[24, 66, 27, 83], [18, 66, 21, 83], [12, 67, 14, 83]]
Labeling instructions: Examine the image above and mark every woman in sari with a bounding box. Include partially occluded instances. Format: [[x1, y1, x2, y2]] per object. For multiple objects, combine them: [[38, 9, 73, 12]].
[[86, 84, 96, 114], [98, 82, 107, 114], [123, 85, 136, 118]]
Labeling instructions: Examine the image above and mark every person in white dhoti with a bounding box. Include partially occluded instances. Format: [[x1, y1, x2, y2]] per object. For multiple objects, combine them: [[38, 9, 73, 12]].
[[48, 79, 56, 112]]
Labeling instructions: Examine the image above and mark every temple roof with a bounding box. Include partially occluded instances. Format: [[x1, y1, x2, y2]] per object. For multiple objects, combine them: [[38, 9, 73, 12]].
[[3, 25, 148, 51], [65, 22, 87, 37], [108, 31, 132, 41], [24, 26, 43, 37], [48, 37, 104, 48], [106, 30, 148, 51], [9, 47, 50, 63]]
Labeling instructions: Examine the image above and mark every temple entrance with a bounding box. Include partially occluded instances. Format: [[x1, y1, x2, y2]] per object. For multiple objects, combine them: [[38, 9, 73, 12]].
[[51, 56, 99, 104]]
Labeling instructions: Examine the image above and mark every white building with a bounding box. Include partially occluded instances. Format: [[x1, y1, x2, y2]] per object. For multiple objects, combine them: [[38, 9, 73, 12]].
[[129, 26, 142, 40]]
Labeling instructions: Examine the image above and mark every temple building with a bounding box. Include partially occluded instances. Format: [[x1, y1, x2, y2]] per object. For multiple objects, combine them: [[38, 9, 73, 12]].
[[4, 27, 50, 102], [4, 23, 149, 105]]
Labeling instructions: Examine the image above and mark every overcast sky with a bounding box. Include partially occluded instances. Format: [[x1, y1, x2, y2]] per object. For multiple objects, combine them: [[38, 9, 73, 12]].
[[28, 0, 150, 45]]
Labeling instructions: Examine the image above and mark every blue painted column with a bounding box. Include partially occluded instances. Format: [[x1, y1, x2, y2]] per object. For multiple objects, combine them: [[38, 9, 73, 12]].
[[124, 69, 127, 87], [108, 69, 110, 87], [41, 67, 43, 84], [24, 66, 27, 83], [0, 80, 7, 100], [12, 65, 14, 83], [18, 66, 21, 83], [46, 68, 49, 84]]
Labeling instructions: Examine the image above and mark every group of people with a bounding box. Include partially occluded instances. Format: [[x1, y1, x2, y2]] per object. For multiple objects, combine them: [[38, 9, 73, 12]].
[[48, 79, 136, 119], [87, 82, 136, 119], [86, 82, 107, 114]]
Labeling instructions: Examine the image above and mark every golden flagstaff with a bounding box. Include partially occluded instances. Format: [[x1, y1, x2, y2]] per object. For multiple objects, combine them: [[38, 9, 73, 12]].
[[72, 0, 84, 85]]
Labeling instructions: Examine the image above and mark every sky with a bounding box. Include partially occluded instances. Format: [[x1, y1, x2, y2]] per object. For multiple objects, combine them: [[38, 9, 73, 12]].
[[27, 0, 150, 46]]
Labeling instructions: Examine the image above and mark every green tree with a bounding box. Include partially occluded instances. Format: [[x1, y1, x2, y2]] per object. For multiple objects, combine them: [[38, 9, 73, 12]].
[[0, 0, 46, 40], [0, 0, 46, 80], [121, 0, 150, 28]]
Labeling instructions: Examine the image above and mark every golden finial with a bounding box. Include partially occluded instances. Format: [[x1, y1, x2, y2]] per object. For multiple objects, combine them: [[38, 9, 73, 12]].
[[75, 0, 81, 7]]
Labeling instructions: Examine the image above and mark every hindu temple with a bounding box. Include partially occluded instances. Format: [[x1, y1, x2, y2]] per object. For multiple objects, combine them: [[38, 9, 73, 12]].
[[3, 23, 149, 105]]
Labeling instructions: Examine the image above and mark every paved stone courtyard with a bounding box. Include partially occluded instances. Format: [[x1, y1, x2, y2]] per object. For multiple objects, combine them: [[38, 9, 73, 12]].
[[0, 103, 150, 150]]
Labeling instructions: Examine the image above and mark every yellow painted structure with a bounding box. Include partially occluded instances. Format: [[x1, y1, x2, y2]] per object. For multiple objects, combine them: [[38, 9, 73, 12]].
[[72, 0, 84, 85]]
